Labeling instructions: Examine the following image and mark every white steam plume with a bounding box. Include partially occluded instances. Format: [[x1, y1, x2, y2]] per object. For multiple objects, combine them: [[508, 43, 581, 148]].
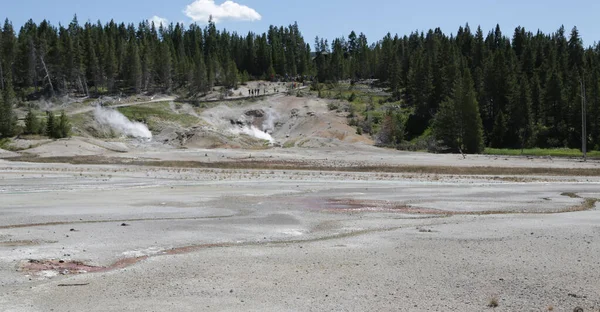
[[236, 126, 274, 143], [262, 108, 279, 133], [94, 106, 152, 139], [200, 104, 275, 143]]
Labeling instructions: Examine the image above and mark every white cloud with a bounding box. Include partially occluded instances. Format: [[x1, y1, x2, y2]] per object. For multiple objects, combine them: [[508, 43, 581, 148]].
[[148, 16, 169, 27], [184, 0, 262, 23]]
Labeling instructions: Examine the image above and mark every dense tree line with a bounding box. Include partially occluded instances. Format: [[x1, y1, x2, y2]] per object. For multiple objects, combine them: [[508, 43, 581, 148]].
[[0, 16, 598, 152], [0, 16, 312, 138], [315, 24, 599, 152], [0, 16, 311, 98]]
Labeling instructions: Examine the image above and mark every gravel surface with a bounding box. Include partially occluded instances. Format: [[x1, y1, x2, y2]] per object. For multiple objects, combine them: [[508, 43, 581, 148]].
[[1, 159, 599, 311]]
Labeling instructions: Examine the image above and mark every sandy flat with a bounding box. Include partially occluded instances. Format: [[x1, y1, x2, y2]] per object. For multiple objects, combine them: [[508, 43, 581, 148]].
[[0, 148, 19, 158], [0, 157, 599, 311]]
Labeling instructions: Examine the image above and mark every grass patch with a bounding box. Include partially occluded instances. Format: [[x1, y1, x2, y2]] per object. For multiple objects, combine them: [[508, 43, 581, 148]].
[[117, 102, 201, 131], [282, 140, 297, 148], [82, 98, 98, 105], [0, 138, 13, 150], [0, 138, 34, 151], [485, 148, 600, 159], [561, 192, 581, 199], [570, 198, 599, 212], [397, 128, 436, 152], [18, 134, 48, 140], [315, 83, 392, 110], [69, 113, 92, 129]]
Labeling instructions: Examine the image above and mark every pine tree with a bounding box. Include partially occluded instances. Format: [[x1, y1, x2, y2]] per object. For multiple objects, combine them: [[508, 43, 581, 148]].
[[504, 74, 532, 148], [126, 40, 142, 93], [491, 110, 507, 148], [433, 97, 459, 152], [377, 110, 404, 146], [267, 63, 275, 81], [157, 42, 173, 92], [24, 109, 39, 135], [406, 50, 434, 138], [38, 118, 46, 136], [140, 44, 153, 91], [0, 74, 16, 138], [15, 20, 38, 90], [83, 22, 100, 94], [45, 111, 55, 138], [58, 111, 70, 138], [518, 75, 533, 147], [543, 70, 566, 146], [224, 59, 239, 89], [567, 26, 583, 71], [389, 55, 402, 99], [433, 66, 484, 154], [0, 97, 7, 138], [458, 70, 484, 153], [68, 15, 86, 94], [2, 19, 17, 88], [530, 73, 543, 123], [193, 51, 208, 94], [357, 33, 370, 78], [104, 37, 117, 92]]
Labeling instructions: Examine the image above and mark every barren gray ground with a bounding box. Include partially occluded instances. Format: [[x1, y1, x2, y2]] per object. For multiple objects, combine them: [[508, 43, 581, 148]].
[[1, 157, 600, 312]]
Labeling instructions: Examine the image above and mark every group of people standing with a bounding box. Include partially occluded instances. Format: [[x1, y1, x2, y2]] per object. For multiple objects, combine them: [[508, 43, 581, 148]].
[[245, 82, 301, 98], [248, 88, 263, 96]]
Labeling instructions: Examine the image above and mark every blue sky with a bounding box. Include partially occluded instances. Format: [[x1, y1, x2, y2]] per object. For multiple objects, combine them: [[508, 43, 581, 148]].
[[4, 0, 600, 47]]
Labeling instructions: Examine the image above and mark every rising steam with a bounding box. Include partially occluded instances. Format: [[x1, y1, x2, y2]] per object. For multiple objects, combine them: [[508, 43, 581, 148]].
[[94, 106, 152, 139], [261, 108, 279, 133], [236, 108, 277, 143], [236, 126, 274, 143]]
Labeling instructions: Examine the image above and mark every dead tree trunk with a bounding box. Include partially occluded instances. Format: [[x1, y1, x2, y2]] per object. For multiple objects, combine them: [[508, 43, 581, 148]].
[[79, 76, 89, 97], [40, 55, 55, 97]]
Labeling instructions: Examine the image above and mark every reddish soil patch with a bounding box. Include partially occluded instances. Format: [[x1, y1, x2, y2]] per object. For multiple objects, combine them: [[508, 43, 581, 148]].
[[19, 256, 153, 276], [109, 256, 149, 270], [19, 243, 235, 277], [20, 259, 104, 275]]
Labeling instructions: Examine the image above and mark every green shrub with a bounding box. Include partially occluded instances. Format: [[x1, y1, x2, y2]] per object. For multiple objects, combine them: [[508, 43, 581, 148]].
[[348, 92, 357, 102]]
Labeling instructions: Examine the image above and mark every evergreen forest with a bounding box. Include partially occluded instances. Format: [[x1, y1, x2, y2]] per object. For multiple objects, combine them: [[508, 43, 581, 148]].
[[0, 16, 598, 152]]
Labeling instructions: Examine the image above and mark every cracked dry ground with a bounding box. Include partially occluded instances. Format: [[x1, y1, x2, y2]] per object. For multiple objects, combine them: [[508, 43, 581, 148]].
[[1, 163, 600, 311]]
